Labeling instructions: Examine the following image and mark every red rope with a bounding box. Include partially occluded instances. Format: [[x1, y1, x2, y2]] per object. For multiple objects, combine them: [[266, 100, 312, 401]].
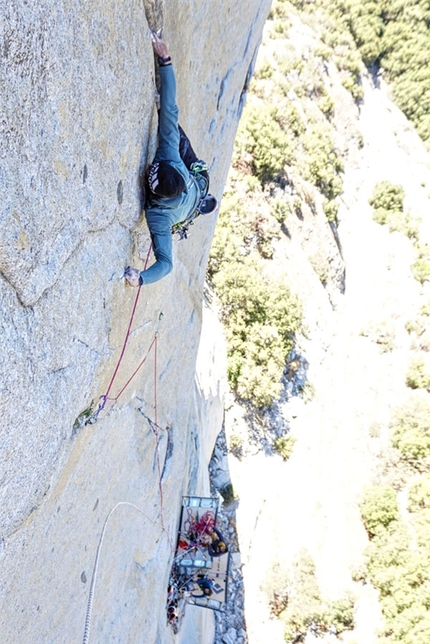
[[104, 243, 152, 399], [101, 286, 142, 404], [85, 242, 174, 551], [106, 335, 157, 403], [90, 244, 153, 421], [183, 509, 216, 542]]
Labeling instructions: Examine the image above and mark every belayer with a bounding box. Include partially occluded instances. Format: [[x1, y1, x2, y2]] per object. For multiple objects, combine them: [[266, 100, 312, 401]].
[[125, 32, 218, 287], [207, 526, 228, 557], [186, 573, 215, 598]]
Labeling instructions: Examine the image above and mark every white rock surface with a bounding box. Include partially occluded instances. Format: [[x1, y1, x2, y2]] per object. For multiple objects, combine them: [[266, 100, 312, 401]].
[[0, 1, 272, 642]]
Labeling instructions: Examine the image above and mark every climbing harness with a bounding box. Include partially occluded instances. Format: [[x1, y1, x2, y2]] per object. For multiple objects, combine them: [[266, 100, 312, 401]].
[[172, 212, 199, 240], [171, 162, 218, 240], [172, 194, 219, 240]]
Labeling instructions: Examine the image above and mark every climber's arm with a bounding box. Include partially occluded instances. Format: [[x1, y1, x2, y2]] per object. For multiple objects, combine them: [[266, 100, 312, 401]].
[[151, 33, 181, 163], [124, 236, 172, 286], [138, 229, 173, 285], [124, 210, 174, 286]]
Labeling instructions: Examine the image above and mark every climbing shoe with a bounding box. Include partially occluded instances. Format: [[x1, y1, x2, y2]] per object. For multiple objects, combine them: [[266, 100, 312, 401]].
[[197, 194, 218, 216]]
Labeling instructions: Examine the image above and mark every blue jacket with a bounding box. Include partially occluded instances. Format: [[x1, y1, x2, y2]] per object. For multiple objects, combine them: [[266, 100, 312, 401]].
[[140, 64, 201, 285], [192, 578, 214, 598]]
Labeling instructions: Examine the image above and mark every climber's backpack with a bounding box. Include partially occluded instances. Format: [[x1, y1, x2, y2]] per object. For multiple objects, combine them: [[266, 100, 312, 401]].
[[172, 162, 218, 240]]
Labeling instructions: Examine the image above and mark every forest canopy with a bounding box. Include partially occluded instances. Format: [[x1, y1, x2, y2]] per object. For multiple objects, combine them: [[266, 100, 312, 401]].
[[289, 0, 430, 146]]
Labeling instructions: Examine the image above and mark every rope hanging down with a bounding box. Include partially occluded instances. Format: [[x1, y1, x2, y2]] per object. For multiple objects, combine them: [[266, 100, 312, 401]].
[[81, 502, 164, 644], [82, 325, 173, 642], [87, 244, 154, 425]]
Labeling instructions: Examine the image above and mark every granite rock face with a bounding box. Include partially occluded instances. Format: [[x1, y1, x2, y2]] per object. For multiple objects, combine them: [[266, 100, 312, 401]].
[[0, 1, 271, 642]]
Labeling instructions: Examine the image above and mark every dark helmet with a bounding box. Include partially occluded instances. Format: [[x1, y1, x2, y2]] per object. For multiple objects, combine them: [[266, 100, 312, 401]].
[[148, 161, 185, 198], [198, 194, 218, 215]]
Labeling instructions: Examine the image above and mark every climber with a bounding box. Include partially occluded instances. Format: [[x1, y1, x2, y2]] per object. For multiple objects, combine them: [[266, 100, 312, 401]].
[[125, 32, 218, 287], [187, 574, 214, 598], [207, 526, 228, 557]]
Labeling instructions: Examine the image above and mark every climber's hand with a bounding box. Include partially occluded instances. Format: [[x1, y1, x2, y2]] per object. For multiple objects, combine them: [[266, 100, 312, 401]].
[[151, 31, 170, 59], [124, 266, 141, 287]]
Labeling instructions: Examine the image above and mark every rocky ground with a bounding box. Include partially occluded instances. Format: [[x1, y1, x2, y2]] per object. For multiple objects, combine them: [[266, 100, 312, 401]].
[[208, 66, 430, 644], [209, 426, 246, 644]]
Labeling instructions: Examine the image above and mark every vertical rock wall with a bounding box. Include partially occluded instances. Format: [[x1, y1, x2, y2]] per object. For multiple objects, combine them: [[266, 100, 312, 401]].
[[0, 1, 271, 642]]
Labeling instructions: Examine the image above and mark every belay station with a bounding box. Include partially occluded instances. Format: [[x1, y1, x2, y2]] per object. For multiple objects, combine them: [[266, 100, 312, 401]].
[[166, 497, 230, 633]]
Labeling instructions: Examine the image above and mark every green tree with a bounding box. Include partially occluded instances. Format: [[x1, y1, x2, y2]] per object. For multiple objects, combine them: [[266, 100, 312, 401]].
[[235, 103, 293, 184], [280, 550, 355, 641], [360, 485, 399, 537], [346, 0, 387, 66], [367, 181, 420, 236], [281, 551, 323, 642], [320, 595, 355, 634], [391, 393, 430, 465], [411, 245, 430, 284], [295, 0, 430, 146], [273, 435, 296, 460], [211, 250, 302, 408], [408, 475, 430, 512], [406, 356, 430, 391], [363, 520, 430, 643], [369, 180, 404, 214], [301, 124, 344, 201]]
